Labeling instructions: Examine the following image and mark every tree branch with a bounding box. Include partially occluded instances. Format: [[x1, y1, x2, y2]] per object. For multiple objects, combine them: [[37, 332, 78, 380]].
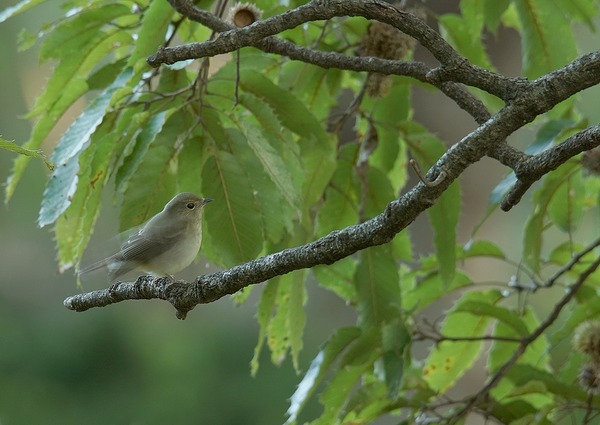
[[501, 124, 600, 211], [65, 0, 600, 319], [149, 0, 514, 98], [451, 241, 600, 423]]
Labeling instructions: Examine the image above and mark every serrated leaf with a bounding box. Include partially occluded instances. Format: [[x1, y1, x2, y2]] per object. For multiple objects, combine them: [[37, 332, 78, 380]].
[[116, 110, 171, 197], [489, 308, 552, 408], [285, 327, 362, 424], [312, 257, 358, 303], [523, 160, 580, 272], [38, 69, 132, 227], [236, 122, 301, 210], [483, 0, 511, 33], [55, 115, 120, 272], [289, 271, 307, 372], [316, 144, 359, 236], [127, 0, 174, 66], [423, 290, 503, 393], [239, 70, 335, 206], [39, 5, 131, 61], [119, 108, 193, 230], [202, 151, 263, 266], [409, 131, 460, 284], [225, 126, 293, 244], [256, 272, 306, 371], [0, 0, 47, 24], [251, 280, 280, 376], [514, 0, 578, 78], [547, 165, 584, 233], [440, 9, 493, 70], [5, 42, 132, 202], [354, 246, 401, 327], [313, 330, 381, 425]]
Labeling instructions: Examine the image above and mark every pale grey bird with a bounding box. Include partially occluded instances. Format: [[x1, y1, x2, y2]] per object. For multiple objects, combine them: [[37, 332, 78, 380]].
[[79, 193, 213, 282]]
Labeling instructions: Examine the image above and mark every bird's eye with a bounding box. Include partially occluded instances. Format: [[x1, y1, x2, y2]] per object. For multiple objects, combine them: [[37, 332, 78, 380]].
[[186, 202, 195, 209]]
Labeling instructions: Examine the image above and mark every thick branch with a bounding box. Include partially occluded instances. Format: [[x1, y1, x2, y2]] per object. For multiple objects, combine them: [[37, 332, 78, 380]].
[[501, 124, 600, 211], [149, 0, 513, 98], [66, 48, 600, 317]]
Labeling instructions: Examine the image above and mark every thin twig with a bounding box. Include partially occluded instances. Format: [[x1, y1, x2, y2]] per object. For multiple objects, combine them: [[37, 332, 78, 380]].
[[450, 245, 600, 423], [409, 159, 447, 187]]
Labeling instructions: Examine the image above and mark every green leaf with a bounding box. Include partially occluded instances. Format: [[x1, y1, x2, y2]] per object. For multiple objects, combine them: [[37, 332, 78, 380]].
[[506, 364, 587, 402], [423, 290, 503, 393], [513, 0, 578, 78], [202, 151, 264, 266], [526, 119, 576, 155], [285, 327, 362, 424], [316, 143, 359, 236], [224, 125, 294, 244], [555, 0, 598, 29], [402, 270, 472, 313], [409, 130, 460, 284], [55, 114, 120, 272], [39, 5, 131, 62], [354, 246, 401, 328], [116, 110, 171, 198], [313, 330, 381, 425], [0, 0, 45, 24], [5, 33, 132, 202], [483, 0, 511, 33], [118, 109, 189, 231], [523, 160, 580, 272], [312, 257, 358, 303], [251, 280, 280, 376], [289, 271, 307, 372], [176, 132, 207, 196], [381, 319, 411, 398], [489, 308, 552, 408], [279, 61, 341, 119], [461, 239, 506, 260], [127, 0, 174, 67], [38, 69, 132, 227], [0, 137, 53, 171], [254, 272, 306, 372], [454, 301, 529, 337], [440, 2, 494, 70], [547, 165, 584, 233], [235, 122, 301, 211], [239, 70, 335, 206]]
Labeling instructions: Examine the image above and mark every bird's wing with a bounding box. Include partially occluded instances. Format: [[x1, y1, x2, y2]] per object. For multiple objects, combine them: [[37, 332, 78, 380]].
[[118, 225, 182, 262]]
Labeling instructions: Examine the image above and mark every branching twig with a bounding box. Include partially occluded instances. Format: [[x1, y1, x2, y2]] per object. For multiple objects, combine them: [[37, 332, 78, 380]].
[[501, 125, 600, 211], [450, 243, 600, 423]]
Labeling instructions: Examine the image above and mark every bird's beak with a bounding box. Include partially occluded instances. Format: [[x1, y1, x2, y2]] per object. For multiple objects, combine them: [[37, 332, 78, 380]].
[[202, 198, 214, 205]]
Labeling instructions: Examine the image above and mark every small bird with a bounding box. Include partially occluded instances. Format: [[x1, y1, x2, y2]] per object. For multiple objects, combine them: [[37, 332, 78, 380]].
[[79, 193, 213, 282]]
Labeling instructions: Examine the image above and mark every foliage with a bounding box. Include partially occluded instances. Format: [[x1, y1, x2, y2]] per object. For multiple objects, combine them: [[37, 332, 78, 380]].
[[3, 0, 600, 423]]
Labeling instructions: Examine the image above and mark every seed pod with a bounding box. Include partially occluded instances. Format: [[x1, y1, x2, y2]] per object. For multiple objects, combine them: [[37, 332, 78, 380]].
[[227, 2, 263, 28]]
